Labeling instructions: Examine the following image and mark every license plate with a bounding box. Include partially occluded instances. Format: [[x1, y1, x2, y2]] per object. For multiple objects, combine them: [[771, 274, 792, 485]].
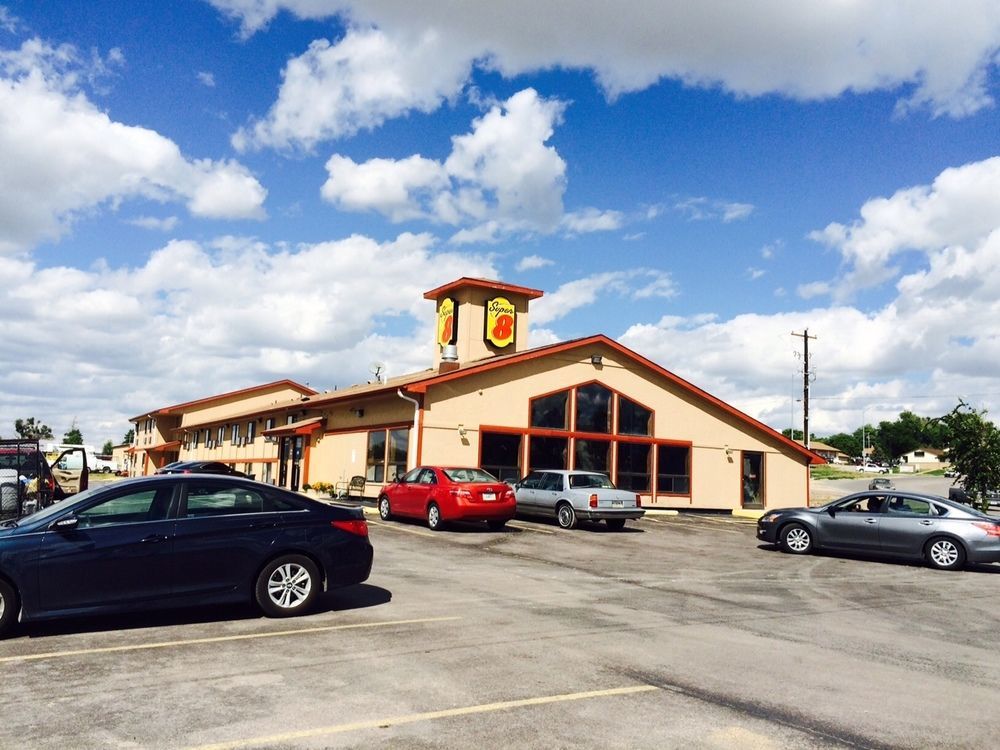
[[611, 500, 623, 508], [482, 492, 496, 501]]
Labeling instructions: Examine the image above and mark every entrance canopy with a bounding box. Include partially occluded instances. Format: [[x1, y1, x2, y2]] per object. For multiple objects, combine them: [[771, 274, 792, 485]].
[[262, 417, 325, 437]]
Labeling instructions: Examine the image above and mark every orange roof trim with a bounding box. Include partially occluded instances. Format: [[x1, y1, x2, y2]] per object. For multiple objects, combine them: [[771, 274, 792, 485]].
[[262, 416, 325, 437], [404, 334, 824, 465], [423, 277, 544, 301], [130, 379, 317, 421]]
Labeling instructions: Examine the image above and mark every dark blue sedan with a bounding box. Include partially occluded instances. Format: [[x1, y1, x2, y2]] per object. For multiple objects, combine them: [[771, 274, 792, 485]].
[[0, 474, 373, 636]]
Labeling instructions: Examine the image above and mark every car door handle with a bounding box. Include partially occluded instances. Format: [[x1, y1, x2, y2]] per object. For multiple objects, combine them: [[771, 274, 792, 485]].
[[919, 520, 933, 525], [252, 521, 278, 529], [864, 519, 877, 524], [141, 534, 168, 543]]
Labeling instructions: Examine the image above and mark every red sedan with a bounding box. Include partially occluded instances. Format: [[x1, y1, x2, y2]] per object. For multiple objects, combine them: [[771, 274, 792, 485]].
[[377, 467, 516, 531]]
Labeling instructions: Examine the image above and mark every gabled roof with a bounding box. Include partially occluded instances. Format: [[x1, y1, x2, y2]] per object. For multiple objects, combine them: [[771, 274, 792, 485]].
[[423, 277, 544, 301], [130, 379, 317, 422], [403, 334, 824, 465]]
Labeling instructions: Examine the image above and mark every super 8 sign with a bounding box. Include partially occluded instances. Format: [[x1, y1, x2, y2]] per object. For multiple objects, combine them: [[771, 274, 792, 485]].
[[437, 297, 457, 347], [485, 296, 516, 348]]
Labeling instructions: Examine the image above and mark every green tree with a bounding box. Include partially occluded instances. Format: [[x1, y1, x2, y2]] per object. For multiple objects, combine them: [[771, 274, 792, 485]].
[[822, 432, 862, 459], [936, 402, 1000, 512], [63, 420, 84, 445], [123, 428, 134, 445], [874, 411, 925, 461], [14, 417, 54, 440], [101, 440, 114, 455]]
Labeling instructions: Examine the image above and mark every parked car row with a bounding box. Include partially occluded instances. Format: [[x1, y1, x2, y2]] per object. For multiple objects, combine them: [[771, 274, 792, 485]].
[[375, 467, 644, 531]]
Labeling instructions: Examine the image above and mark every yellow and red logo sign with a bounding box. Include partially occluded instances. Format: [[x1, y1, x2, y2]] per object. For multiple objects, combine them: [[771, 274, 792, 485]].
[[485, 296, 516, 348], [437, 297, 457, 348]]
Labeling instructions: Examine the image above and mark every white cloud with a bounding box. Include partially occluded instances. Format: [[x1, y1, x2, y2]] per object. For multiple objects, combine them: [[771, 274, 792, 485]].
[[808, 157, 1000, 300], [0, 232, 496, 448], [560, 208, 624, 234], [531, 270, 677, 325], [0, 39, 267, 253], [0, 6, 20, 33], [747, 267, 766, 280], [675, 196, 755, 223], [212, 0, 1000, 136], [197, 71, 215, 87], [323, 88, 571, 239], [127, 215, 179, 231], [232, 27, 470, 151], [516, 254, 553, 272]]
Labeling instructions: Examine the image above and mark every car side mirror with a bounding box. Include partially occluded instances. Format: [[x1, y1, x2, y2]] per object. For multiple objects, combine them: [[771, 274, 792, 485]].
[[50, 516, 79, 532], [827, 506, 837, 517]]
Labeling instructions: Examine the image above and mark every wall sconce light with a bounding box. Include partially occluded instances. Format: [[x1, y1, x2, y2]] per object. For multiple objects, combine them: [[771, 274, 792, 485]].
[[724, 445, 733, 458], [351, 408, 365, 418], [590, 354, 603, 366], [457, 424, 468, 438]]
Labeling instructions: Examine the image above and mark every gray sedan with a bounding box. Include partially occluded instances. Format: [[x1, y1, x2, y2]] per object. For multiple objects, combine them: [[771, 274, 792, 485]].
[[756, 491, 1000, 570], [514, 470, 645, 530]]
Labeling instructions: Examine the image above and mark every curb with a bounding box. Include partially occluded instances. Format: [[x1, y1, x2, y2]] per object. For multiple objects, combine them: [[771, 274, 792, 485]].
[[642, 508, 679, 516], [732, 508, 764, 520]]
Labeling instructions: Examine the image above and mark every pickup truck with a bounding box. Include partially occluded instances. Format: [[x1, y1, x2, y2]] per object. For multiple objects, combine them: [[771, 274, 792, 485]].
[[948, 485, 1000, 508]]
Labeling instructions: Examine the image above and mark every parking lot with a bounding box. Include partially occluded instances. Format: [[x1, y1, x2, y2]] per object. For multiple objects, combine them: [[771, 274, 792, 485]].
[[2, 497, 999, 749]]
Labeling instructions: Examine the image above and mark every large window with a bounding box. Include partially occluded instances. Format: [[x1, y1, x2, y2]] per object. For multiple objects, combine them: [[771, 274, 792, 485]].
[[387, 428, 409, 482], [618, 397, 652, 436], [529, 436, 568, 470], [366, 430, 388, 482], [657, 445, 690, 494], [531, 390, 569, 429], [481, 432, 522, 482], [575, 383, 611, 433], [617, 443, 651, 492], [574, 439, 610, 473], [367, 427, 410, 483]]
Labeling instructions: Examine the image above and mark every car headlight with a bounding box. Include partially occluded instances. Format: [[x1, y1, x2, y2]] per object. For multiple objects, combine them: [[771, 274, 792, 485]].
[[760, 514, 780, 523]]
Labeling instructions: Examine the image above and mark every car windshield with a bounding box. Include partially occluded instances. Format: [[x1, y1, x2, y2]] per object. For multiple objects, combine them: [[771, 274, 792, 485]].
[[443, 468, 499, 483], [568, 473, 615, 489], [18, 482, 108, 525]]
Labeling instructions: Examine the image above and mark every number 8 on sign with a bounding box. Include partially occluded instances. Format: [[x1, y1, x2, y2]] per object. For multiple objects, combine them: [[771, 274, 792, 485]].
[[485, 296, 516, 348]]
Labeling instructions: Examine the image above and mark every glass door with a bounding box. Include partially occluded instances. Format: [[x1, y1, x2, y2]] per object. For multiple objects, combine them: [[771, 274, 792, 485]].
[[741, 451, 764, 508]]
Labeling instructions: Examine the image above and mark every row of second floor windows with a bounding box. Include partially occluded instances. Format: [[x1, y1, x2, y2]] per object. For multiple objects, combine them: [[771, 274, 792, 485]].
[[183, 417, 279, 450]]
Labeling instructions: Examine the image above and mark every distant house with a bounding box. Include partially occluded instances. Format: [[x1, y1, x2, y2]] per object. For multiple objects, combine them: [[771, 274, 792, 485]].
[[796, 440, 850, 465], [899, 447, 948, 470]]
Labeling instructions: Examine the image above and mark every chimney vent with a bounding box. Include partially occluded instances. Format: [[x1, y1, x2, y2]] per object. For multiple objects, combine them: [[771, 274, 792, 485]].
[[441, 344, 459, 362]]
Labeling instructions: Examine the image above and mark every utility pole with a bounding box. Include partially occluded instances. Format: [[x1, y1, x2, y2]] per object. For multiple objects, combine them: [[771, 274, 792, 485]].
[[791, 329, 817, 449]]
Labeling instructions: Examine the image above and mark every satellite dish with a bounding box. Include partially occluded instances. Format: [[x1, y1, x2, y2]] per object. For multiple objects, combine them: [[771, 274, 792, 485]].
[[369, 361, 386, 384]]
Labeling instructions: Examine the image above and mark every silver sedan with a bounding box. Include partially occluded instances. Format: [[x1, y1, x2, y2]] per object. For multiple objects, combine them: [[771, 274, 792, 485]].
[[756, 491, 1000, 570], [514, 470, 645, 530]]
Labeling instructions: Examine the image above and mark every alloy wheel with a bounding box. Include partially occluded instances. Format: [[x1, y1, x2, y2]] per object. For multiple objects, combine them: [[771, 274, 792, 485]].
[[266, 562, 313, 610]]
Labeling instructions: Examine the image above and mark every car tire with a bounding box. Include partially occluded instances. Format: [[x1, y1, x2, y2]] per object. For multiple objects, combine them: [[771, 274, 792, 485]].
[[606, 518, 626, 531], [780, 523, 813, 554], [427, 502, 444, 531], [378, 495, 392, 521], [0, 578, 19, 638], [556, 502, 577, 530], [255, 555, 320, 618], [925, 537, 966, 571], [486, 519, 507, 531]]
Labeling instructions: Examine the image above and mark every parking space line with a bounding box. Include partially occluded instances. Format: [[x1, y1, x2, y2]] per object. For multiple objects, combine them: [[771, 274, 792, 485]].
[[187, 684, 659, 749], [507, 521, 555, 534], [367, 520, 437, 537], [0, 617, 461, 664]]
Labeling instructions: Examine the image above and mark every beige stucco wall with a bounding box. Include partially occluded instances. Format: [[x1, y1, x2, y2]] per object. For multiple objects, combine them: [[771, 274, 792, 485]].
[[433, 287, 532, 367], [178, 385, 310, 427], [418, 343, 810, 510]]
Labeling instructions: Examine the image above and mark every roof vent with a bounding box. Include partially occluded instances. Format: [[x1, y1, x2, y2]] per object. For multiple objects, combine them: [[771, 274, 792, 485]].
[[441, 344, 459, 362]]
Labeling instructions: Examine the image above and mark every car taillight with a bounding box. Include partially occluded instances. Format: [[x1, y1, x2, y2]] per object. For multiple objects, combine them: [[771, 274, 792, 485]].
[[503, 488, 514, 500], [973, 522, 1000, 537], [451, 489, 473, 500], [589, 494, 598, 508], [636, 494, 642, 507], [332, 519, 368, 537]]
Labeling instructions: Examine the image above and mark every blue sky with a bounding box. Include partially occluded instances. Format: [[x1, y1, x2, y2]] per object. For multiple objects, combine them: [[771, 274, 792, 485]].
[[2, 1, 1000, 448]]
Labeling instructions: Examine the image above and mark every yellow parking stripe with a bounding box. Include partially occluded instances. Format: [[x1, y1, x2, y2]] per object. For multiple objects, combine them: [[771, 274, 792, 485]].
[[187, 684, 660, 749], [506, 521, 555, 534], [367, 520, 437, 537], [0, 617, 460, 664]]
